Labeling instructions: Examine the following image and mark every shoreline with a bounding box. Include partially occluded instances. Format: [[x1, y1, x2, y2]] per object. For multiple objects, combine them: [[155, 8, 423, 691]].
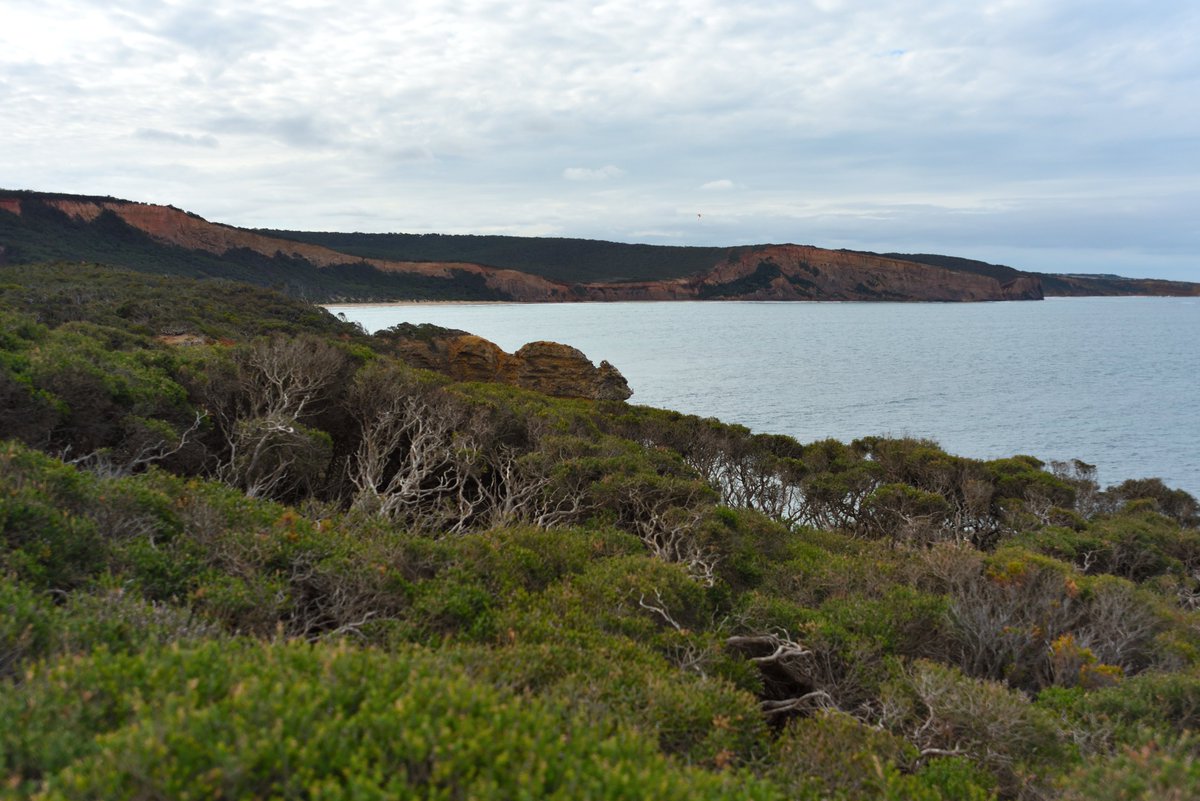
[[324, 300, 515, 309]]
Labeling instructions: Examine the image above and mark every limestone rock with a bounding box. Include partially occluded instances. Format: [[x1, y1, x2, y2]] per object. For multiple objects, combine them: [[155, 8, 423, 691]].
[[508, 341, 632, 401], [446, 334, 509, 383], [376, 325, 632, 400]]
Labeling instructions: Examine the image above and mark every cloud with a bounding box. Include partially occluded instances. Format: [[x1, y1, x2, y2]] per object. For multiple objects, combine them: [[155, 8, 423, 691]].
[[1, 0, 1197, 279], [562, 165, 625, 181], [134, 128, 219, 148]]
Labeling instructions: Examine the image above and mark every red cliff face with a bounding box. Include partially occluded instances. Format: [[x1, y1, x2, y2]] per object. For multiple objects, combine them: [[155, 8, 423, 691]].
[[575, 246, 1044, 302], [37, 198, 574, 302]]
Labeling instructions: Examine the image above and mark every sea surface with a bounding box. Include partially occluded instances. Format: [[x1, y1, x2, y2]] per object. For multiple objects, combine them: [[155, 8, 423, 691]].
[[327, 297, 1200, 497]]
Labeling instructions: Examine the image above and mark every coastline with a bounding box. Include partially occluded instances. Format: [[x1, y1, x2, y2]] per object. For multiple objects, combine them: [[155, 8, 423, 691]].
[[324, 300, 515, 309]]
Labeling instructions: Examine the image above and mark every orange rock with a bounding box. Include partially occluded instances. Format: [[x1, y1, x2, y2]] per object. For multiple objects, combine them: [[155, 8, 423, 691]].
[[378, 328, 632, 400]]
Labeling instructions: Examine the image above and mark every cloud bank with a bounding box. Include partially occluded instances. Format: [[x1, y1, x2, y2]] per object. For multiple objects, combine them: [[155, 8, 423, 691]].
[[2, 0, 1197, 279]]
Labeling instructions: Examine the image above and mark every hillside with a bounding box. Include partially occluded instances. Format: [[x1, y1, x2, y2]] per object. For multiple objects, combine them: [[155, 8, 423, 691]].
[[4, 262, 1200, 799], [885, 252, 1200, 298], [4, 189, 1197, 302], [260, 228, 743, 284]]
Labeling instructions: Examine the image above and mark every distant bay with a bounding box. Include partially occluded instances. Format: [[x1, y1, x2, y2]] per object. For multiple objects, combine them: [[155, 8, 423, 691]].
[[328, 297, 1200, 497]]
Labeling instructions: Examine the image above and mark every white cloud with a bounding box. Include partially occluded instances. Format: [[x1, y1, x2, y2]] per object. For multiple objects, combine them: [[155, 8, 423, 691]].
[[1, 0, 1198, 279], [134, 128, 219, 148], [563, 165, 626, 181]]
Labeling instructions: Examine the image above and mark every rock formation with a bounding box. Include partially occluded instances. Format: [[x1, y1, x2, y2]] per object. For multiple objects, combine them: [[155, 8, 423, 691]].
[[505, 341, 633, 400], [375, 324, 632, 400]]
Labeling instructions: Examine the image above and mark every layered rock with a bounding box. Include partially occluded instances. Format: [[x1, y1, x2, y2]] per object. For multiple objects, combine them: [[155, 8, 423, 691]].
[[376, 324, 632, 400], [504, 342, 633, 400]]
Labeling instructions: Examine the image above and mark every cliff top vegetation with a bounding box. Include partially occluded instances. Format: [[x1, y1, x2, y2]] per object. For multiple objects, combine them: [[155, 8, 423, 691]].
[[3, 260, 1200, 800]]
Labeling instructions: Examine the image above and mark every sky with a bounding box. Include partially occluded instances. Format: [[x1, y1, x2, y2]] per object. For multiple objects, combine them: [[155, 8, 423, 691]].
[[2, 0, 1198, 279]]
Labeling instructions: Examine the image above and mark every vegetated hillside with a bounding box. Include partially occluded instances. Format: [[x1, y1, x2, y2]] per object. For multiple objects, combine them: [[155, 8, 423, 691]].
[[5, 189, 1200, 304], [882, 252, 1030, 283], [4, 261, 1200, 800], [0, 189, 1041, 302], [886, 252, 1200, 297], [1035, 272, 1200, 297], [0, 192, 506, 301], [261, 228, 743, 284]]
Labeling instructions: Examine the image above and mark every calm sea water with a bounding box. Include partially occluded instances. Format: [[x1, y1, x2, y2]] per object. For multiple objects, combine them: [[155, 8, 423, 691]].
[[328, 298, 1200, 497]]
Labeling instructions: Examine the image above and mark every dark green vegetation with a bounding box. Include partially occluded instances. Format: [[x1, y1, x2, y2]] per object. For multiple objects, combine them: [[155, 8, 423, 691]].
[[883, 253, 1029, 283], [4, 261, 1200, 799], [884, 252, 1200, 298], [261, 228, 744, 284]]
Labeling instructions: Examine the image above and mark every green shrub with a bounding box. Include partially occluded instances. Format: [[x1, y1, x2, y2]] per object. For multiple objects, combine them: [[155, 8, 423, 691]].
[[772, 710, 998, 800], [773, 709, 918, 798], [0, 443, 105, 590], [2, 640, 783, 800], [1041, 670, 1200, 742], [55, 587, 222, 657], [880, 660, 1067, 795], [1057, 734, 1200, 801], [0, 574, 57, 679]]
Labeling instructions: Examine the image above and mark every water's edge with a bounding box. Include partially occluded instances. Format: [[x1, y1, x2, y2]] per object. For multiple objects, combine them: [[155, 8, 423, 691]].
[[329, 298, 1200, 496]]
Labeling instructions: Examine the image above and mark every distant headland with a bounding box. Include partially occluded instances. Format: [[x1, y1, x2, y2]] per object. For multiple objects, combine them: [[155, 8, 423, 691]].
[[3, 189, 1197, 303]]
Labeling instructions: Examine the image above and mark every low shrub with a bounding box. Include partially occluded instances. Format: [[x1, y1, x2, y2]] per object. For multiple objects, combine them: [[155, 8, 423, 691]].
[[1, 640, 782, 800]]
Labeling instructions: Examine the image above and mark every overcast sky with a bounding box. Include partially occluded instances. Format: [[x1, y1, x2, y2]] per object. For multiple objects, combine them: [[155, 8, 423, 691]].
[[3, 0, 1197, 279]]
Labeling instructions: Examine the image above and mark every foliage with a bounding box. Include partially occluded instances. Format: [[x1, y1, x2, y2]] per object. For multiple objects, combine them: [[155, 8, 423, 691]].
[[260, 226, 745, 284], [0, 641, 781, 800], [0, 200, 507, 301], [2, 263, 1199, 799]]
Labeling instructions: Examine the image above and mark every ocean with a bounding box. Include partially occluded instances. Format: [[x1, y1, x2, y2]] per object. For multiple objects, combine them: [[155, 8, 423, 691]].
[[328, 297, 1200, 497]]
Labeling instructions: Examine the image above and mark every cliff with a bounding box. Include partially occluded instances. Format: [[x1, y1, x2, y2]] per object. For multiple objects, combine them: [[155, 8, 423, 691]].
[[1037, 273, 1200, 298], [0, 194, 574, 302], [576, 246, 1043, 302], [4, 189, 1195, 302]]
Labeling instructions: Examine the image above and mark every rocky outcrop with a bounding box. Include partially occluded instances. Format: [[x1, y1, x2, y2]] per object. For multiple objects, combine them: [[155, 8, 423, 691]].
[[376, 324, 632, 400], [504, 342, 632, 400]]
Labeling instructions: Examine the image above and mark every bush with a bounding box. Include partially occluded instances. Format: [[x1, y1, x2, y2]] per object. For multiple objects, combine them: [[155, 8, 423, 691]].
[[946, 549, 1165, 691], [1, 640, 782, 800], [772, 710, 998, 801], [880, 659, 1067, 796], [0, 442, 105, 590], [773, 710, 917, 798], [1057, 735, 1200, 801], [0, 574, 57, 679]]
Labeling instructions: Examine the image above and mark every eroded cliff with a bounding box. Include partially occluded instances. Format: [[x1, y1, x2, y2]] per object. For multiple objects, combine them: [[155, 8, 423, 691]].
[[4, 190, 1156, 303]]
